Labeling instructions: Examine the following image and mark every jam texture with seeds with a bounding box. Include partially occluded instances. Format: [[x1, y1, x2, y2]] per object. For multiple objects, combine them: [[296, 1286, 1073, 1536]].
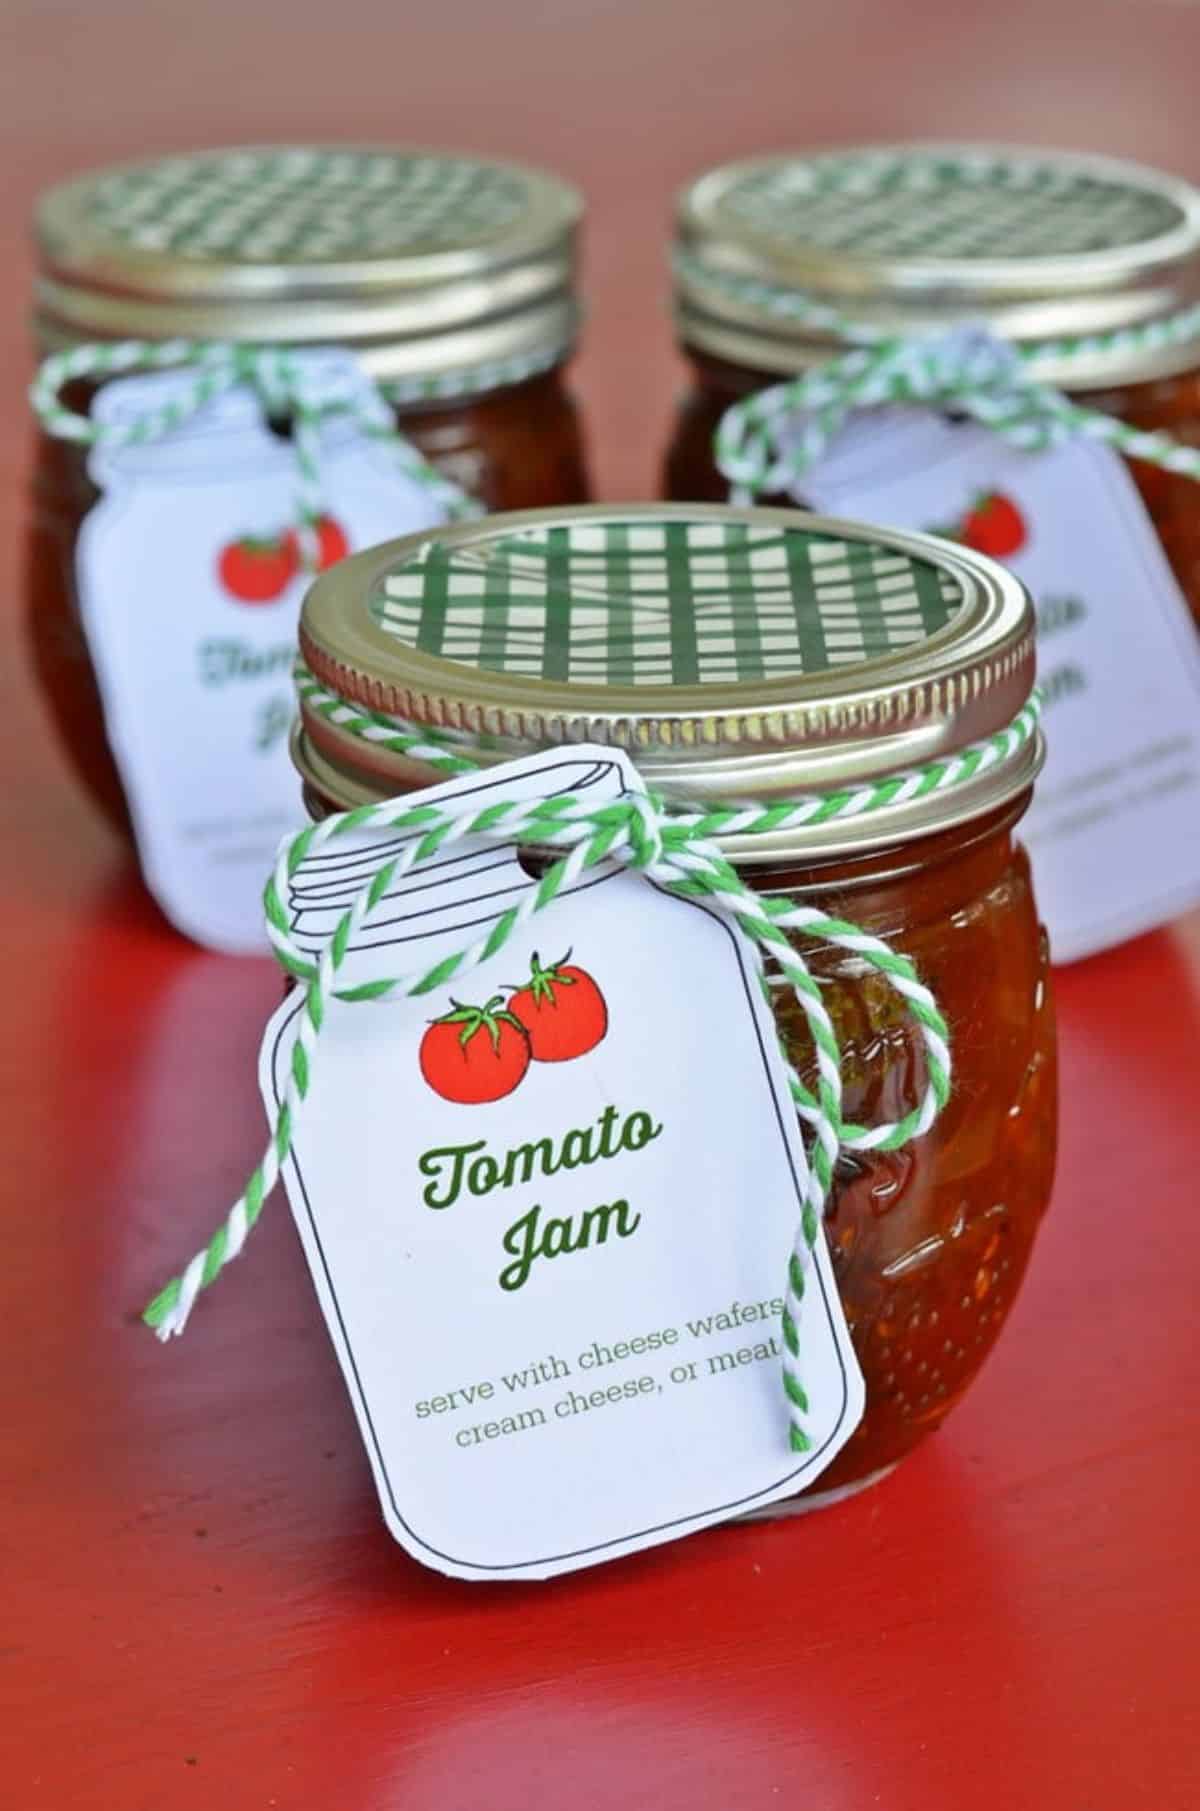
[[766, 796, 1057, 1493]]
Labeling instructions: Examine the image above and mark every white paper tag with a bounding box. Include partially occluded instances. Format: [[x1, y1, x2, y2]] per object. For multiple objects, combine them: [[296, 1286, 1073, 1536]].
[[798, 406, 1200, 962], [76, 354, 448, 955], [260, 746, 863, 1580]]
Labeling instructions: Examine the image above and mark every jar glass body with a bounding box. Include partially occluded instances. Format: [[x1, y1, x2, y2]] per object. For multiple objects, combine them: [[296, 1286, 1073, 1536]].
[[663, 349, 1200, 628], [300, 772, 1057, 1498], [27, 363, 591, 831]]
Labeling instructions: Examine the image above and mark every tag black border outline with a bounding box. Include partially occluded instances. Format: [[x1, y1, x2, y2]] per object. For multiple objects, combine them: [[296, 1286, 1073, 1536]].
[[266, 751, 857, 1576]]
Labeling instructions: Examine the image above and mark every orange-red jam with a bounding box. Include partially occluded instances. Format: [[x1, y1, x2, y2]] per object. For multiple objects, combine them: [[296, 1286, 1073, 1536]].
[[668, 145, 1200, 634], [291, 502, 1057, 1500], [28, 145, 591, 829]]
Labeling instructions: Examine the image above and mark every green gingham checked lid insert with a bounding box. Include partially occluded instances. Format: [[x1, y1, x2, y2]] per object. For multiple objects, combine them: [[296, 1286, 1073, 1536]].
[[367, 516, 963, 689], [698, 146, 1192, 263], [48, 148, 535, 268]]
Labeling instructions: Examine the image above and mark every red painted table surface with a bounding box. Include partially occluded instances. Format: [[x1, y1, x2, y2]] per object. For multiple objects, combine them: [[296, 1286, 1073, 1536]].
[[4, 3, 1200, 1806]]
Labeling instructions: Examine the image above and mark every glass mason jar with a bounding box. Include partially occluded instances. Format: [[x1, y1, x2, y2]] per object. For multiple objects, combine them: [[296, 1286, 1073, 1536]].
[[28, 145, 592, 832], [288, 502, 1058, 1503], [664, 145, 1200, 623]]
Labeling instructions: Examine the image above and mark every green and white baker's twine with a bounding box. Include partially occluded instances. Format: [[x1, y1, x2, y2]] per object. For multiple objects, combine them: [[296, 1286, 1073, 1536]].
[[31, 338, 485, 559], [293, 657, 1044, 838], [691, 252, 1200, 501], [145, 666, 1041, 1453]]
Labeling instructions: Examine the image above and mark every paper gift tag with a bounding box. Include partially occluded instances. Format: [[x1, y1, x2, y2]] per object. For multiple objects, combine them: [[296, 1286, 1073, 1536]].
[[76, 353, 449, 955], [799, 406, 1200, 963], [260, 746, 863, 1580]]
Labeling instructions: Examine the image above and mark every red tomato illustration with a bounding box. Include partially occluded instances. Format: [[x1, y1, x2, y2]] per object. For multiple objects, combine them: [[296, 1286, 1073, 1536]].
[[959, 492, 1027, 559], [507, 951, 608, 1063], [217, 534, 299, 603], [284, 514, 350, 574], [419, 995, 531, 1105]]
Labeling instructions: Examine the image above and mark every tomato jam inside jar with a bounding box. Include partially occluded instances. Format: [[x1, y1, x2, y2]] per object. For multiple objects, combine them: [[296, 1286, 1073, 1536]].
[[664, 144, 1200, 627], [28, 146, 592, 830], [290, 503, 1058, 1503]]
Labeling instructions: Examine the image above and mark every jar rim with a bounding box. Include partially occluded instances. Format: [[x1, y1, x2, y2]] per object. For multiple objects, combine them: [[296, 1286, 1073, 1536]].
[[295, 502, 1040, 859], [673, 142, 1200, 389], [34, 145, 582, 381]]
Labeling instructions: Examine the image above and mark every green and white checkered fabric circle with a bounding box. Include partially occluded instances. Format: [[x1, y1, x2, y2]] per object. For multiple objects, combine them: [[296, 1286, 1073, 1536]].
[[715, 150, 1186, 261], [369, 519, 963, 685], [82, 149, 529, 263]]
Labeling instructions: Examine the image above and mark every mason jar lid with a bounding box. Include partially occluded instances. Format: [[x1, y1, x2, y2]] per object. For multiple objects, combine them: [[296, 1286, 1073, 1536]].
[[674, 143, 1200, 389], [34, 145, 582, 386], [295, 503, 1039, 863]]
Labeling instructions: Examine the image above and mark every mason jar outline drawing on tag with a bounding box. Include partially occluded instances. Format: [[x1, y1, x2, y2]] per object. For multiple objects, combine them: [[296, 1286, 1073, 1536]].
[[261, 748, 863, 1580], [75, 356, 447, 956]]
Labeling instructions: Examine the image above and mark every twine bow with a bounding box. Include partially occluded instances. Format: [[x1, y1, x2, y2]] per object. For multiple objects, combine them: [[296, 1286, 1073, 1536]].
[[31, 338, 479, 565], [698, 259, 1200, 503], [142, 677, 1042, 1452]]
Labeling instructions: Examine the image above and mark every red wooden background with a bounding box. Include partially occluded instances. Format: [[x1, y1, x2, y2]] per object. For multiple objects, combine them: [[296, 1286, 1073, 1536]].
[[3, 3, 1199, 1806]]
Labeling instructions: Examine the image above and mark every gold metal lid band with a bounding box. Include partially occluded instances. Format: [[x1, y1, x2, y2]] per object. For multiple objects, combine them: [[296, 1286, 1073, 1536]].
[[295, 503, 1038, 858], [674, 144, 1200, 389]]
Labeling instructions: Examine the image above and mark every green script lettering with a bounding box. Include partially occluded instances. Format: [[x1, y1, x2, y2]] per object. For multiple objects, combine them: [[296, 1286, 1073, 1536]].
[[416, 1105, 663, 1212], [499, 1200, 643, 1292], [419, 1140, 485, 1209], [198, 639, 296, 687]]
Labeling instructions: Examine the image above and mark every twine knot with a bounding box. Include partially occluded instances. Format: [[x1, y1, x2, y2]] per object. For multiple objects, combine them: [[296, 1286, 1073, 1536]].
[[621, 791, 667, 872], [134, 731, 1004, 1450], [715, 314, 1200, 503], [31, 336, 480, 566]]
